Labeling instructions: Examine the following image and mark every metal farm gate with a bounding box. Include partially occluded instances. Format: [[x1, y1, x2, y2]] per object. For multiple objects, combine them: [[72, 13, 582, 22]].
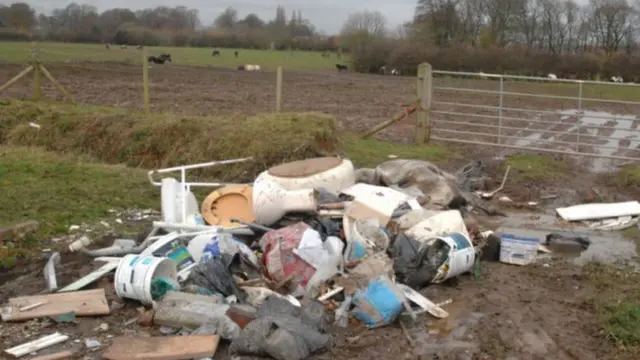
[[427, 70, 640, 166]]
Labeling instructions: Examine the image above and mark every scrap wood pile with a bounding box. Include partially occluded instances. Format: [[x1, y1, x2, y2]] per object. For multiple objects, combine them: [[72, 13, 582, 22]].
[[3, 155, 614, 360]]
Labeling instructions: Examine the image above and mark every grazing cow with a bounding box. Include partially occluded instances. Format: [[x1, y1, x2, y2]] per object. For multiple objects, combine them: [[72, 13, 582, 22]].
[[237, 65, 245, 71], [148, 54, 172, 64], [390, 68, 400, 76], [611, 76, 624, 83], [212, 48, 221, 56], [234, 50, 239, 58], [379, 65, 387, 75], [238, 64, 260, 71], [336, 64, 348, 72], [548, 73, 558, 80], [105, 43, 110, 50]]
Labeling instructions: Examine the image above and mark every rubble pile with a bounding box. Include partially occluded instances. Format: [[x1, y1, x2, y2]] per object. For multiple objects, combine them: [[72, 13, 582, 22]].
[[4, 155, 620, 360]]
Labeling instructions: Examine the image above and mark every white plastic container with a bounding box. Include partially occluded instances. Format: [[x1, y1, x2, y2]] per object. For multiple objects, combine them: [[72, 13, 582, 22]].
[[140, 232, 196, 272], [115, 254, 178, 305], [497, 230, 539, 266], [429, 232, 476, 283]]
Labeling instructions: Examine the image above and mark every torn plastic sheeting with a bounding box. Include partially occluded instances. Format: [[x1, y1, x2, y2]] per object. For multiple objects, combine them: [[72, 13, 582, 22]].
[[187, 232, 258, 266], [230, 296, 330, 360], [355, 159, 462, 207], [351, 275, 407, 329], [586, 216, 639, 231], [260, 222, 319, 292], [187, 253, 248, 301], [556, 201, 640, 221]]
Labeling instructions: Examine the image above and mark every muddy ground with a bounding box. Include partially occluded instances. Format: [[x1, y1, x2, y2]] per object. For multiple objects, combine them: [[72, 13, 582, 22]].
[[0, 63, 639, 359]]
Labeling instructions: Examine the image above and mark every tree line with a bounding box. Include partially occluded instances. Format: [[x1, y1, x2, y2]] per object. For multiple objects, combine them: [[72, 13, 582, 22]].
[[342, 0, 640, 80], [1, 1, 640, 80], [0, 2, 339, 51]]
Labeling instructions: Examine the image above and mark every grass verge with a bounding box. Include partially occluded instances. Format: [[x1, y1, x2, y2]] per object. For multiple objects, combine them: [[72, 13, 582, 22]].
[[341, 134, 450, 168], [504, 153, 566, 181], [584, 262, 640, 354], [617, 165, 640, 188], [0, 146, 159, 267], [0, 100, 339, 182]]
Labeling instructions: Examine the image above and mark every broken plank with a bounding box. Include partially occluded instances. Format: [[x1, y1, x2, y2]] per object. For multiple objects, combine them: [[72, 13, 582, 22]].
[[29, 350, 75, 360], [103, 335, 219, 360], [1, 289, 109, 322], [58, 261, 119, 292]]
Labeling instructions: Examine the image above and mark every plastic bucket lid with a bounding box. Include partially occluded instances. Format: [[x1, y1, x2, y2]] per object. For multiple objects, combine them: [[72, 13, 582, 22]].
[[115, 254, 177, 305]]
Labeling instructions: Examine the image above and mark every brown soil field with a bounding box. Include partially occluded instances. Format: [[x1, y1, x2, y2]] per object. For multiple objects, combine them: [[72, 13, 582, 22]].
[[1, 62, 639, 165], [1, 63, 640, 360]]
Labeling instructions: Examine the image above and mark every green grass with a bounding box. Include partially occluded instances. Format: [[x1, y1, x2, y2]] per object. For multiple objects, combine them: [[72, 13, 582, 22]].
[[0, 41, 343, 71], [617, 165, 640, 188], [504, 153, 566, 181], [585, 262, 640, 351], [0, 146, 159, 266], [342, 134, 451, 168]]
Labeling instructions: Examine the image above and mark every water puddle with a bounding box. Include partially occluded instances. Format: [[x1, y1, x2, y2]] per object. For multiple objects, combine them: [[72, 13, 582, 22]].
[[411, 301, 484, 356], [506, 109, 640, 172], [492, 212, 637, 266]]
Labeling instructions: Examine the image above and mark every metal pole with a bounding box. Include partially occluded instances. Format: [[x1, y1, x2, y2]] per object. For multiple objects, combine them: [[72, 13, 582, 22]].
[[577, 81, 583, 153], [498, 76, 504, 145]]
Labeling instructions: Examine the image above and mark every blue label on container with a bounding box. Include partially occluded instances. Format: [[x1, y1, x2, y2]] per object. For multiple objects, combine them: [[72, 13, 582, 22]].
[[447, 232, 471, 250], [498, 233, 539, 243], [142, 257, 153, 265], [128, 256, 139, 266], [152, 239, 195, 271]]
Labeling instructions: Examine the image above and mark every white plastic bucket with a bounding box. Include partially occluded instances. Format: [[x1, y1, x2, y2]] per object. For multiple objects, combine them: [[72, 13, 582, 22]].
[[429, 232, 475, 283], [115, 254, 178, 305], [140, 232, 196, 272]]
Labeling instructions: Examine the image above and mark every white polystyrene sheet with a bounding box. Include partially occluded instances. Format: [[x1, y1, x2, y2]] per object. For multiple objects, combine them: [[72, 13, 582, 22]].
[[405, 210, 469, 243], [556, 201, 640, 221]]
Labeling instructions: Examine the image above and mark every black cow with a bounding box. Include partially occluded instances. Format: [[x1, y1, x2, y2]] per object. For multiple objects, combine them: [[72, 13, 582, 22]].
[[335, 64, 348, 72], [234, 50, 239, 58], [212, 48, 221, 56], [148, 54, 172, 64]]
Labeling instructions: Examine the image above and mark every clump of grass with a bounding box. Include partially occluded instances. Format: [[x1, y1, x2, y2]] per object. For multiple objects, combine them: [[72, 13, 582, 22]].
[[616, 165, 640, 188], [602, 301, 640, 346], [0, 100, 339, 182], [584, 262, 640, 350], [504, 153, 566, 181], [341, 134, 451, 168]]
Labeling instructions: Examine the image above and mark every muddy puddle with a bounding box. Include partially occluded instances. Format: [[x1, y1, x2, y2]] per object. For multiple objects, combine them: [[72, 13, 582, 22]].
[[484, 211, 638, 266]]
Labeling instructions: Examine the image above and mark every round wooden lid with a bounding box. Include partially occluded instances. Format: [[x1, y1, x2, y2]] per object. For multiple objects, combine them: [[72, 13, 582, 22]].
[[268, 157, 342, 178], [201, 185, 254, 228]]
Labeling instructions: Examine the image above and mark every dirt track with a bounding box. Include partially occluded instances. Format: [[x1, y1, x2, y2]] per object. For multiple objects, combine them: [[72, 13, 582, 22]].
[[1, 63, 639, 360]]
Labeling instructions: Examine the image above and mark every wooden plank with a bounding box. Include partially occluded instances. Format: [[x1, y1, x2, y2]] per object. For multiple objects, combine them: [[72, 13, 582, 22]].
[[29, 350, 74, 360], [1, 289, 110, 322], [103, 335, 219, 360]]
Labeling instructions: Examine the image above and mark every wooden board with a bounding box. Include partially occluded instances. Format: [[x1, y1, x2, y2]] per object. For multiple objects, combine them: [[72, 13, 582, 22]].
[[1, 289, 110, 321], [103, 335, 219, 360]]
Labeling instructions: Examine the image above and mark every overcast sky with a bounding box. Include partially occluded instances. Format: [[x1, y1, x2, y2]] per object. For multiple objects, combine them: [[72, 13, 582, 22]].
[[27, 0, 418, 34]]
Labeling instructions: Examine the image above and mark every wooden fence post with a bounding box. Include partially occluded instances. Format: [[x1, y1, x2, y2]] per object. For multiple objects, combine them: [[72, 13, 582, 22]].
[[142, 47, 150, 114], [31, 42, 41, 100], [276, 66, 283, 112], [415, 63, 432, 144]]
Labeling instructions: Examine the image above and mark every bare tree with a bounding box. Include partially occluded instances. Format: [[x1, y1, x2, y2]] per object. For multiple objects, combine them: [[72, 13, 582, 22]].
[[340, 11, 387, 37], [589, 0, 635, 53]]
